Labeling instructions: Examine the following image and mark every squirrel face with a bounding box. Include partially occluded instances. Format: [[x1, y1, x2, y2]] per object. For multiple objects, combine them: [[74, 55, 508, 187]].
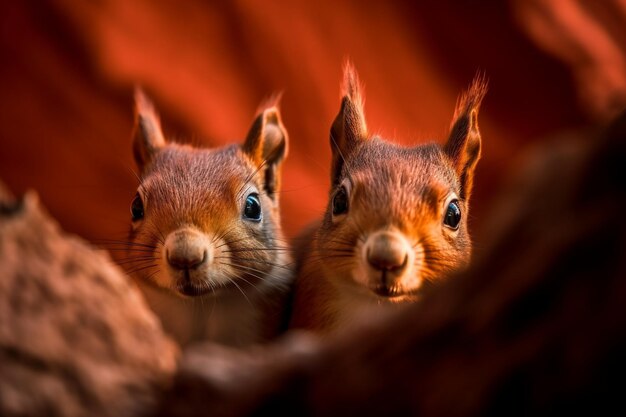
[[314, 64, 486, 300], [128, 90, 288, 298]]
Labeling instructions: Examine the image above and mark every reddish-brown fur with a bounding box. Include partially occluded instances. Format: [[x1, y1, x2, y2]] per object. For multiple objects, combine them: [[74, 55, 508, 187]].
[[126, 89, 292, 347], [290, 63, 487, 333]]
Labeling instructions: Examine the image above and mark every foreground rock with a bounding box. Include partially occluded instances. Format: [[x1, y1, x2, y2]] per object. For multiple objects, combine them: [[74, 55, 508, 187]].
[[0, 186, 178, 417]]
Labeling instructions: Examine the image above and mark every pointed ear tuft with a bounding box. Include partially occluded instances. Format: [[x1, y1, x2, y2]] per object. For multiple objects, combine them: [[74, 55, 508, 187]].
[[242, 104, 288, 200], [330, 61, 368, 185], [444, 74, 488, 200], [133, 87, 165, 171], [256, 91, 284, 113], [450, 73, 488, 124], [341, 61, 366, 121]]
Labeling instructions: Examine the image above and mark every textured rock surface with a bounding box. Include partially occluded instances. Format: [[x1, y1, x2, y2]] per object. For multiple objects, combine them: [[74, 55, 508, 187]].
[[0, 184, 178, 417]]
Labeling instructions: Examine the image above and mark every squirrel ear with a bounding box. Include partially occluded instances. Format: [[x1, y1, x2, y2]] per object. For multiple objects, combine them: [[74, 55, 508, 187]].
[[242, 105, 288, 200], [330, 61, 368, 186], [133, 87, 165, 171], [444, 75, 488, 200]]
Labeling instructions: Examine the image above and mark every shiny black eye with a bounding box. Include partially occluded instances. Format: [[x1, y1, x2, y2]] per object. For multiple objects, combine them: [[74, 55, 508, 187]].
[[443, 199, 461, 229], [243, 193, 262, 221], [332, 186, 349, 216], [131, 193, 144, 221]]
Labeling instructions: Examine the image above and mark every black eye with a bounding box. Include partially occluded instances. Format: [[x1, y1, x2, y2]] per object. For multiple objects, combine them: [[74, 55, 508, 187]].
[[332, 186, 349, 216], [443, 199, 461, 229], [243, 193, 262, 221], [131, 193, 144, 221]]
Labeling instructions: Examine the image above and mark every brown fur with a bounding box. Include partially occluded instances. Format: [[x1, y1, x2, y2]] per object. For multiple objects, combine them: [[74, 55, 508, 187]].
[[290, 64, 487, 333], [125, 89, 292, 347]]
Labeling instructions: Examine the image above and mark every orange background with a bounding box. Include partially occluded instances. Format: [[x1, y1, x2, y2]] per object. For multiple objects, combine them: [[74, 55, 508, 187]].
[[1, 1, 624, 248]]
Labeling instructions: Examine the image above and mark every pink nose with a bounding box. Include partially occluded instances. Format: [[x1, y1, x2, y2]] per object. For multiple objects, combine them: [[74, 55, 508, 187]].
[[165, 229, 208, 270], [365, 231, 408, 274]]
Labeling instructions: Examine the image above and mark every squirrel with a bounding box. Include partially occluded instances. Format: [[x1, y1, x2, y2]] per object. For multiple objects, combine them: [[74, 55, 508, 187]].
[[124, 89, 292, 347], [290, 63, 487, 333]]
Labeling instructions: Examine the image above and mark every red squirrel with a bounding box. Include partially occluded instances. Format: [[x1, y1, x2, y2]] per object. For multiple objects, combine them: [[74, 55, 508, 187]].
[[125, 89, 292, 347], [290, 63, 487, 333]]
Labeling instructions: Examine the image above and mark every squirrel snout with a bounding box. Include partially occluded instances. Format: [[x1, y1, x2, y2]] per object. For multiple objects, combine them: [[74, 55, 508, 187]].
[[167, 248, 206, 270], [165, 228, 209, 271], [365, 231, 409, 274]]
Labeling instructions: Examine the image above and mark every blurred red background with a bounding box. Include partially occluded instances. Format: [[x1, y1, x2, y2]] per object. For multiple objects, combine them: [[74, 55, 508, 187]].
[[1, 1, 625, 250]]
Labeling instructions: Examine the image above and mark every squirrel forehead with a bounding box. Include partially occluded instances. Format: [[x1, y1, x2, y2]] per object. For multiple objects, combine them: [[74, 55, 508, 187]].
[[346, 141, 459, 195], [333, 142, 461, 230], [140, 144, 255, 199]]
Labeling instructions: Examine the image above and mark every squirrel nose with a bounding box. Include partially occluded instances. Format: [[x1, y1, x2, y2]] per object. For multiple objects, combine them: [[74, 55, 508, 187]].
[[165, 228, 209, 270], [365, 231, 409, 273], [167, 249, 206, 270]]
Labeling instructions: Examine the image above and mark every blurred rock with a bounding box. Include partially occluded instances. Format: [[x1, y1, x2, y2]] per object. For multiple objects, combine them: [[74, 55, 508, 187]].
[[514, 0, 626, 121], [0, 182, 178, 417], [0, 182, 12, 201]]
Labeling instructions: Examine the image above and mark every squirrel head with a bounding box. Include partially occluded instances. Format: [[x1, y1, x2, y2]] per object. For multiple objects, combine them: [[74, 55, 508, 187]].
[[317, 63, 487, 300], [128, 89, 288, 298]]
